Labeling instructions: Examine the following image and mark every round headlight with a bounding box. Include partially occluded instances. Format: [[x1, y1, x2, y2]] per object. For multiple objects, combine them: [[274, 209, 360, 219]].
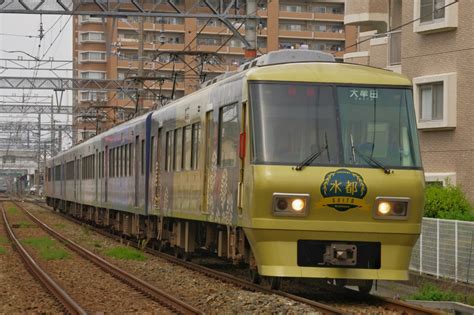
[[378, 201, 391, 215], [277, 199, 288, 211], [291, 198, 305, 212]]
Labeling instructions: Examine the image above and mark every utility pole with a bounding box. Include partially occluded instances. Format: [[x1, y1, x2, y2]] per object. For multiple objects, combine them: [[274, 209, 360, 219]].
[[36, 114, 41, 190], [50, 97, 55, 156], [136, 16, 145, 115], [244, 0, 257, 60]]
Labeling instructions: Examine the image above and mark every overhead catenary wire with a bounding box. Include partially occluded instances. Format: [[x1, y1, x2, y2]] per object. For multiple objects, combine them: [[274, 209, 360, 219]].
[[340, 0, 459, 55]]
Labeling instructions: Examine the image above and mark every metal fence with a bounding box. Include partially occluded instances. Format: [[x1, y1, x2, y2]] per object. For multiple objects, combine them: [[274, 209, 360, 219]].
[[410, 218, 474, 283]]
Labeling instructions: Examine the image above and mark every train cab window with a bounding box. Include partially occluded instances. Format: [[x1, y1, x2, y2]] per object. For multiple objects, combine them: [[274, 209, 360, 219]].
[[191, 122, 200, 170], [218, 104, 239, 167], [173, 129, 182, 171], [250, 83, 339, 166], [166, 131, 173, 172], [183, 126, 192, 171]]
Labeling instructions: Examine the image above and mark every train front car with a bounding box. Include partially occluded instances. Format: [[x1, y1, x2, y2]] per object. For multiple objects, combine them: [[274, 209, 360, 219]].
[[243, 61, 423, 291]]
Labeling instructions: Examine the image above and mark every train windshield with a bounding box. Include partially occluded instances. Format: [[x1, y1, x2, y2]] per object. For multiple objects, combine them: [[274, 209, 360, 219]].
[[249, 83, 422, 169]]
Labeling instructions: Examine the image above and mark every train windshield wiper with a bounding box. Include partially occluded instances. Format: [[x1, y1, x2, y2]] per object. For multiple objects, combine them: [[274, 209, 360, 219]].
[[294, 132, 329, 171], [350, 134, 392, 175]]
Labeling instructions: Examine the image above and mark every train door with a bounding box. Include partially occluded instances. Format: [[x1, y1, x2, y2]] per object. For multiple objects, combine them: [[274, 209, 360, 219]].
[[201, 110, 213, 213], [135, 135, 139, 207], [95, 149, 98, 202], [105, 146, 108, 202], [238, 102, 247, 215]]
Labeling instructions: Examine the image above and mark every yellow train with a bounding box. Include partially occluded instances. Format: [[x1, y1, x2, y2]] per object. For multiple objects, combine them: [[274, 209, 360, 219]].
[[45, 50, 424, 292]]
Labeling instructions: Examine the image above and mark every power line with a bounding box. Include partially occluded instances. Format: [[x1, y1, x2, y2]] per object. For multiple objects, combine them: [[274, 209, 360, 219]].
[[341, 0, 459, 54]]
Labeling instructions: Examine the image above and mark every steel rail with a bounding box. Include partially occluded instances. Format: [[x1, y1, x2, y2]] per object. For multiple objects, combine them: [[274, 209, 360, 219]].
[[31, 201, 344, 314], [13, 201, 202, 315], [31, 200, 444, 315], [0, 202, 86, 315]]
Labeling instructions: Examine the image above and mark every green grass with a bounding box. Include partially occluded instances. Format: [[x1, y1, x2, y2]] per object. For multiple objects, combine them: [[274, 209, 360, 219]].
[[105, 246, 146, 261], [0, 236, 8, 244], [54, 223, 66, 229], [0, 246, 6, 254], [409, 283, 474, 305], [22, 237, 69, 260], [5, 205, 19, 215], [17, 221, 35, 228]]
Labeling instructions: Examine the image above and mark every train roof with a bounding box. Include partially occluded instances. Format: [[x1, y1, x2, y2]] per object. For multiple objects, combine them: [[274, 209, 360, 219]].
[[246, 62, 412, 86], [50, 112, 150, 161]]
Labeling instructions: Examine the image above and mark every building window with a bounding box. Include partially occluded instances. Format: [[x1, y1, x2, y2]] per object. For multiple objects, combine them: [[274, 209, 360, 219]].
[[425, 172, 456, 186], [420, 82, 443, 121], [80, 32, 105, 43], [80, 71, 106, 80], [79, 51, 106, 62], [413, 0, 457, 33], [413, 73, 457, 129], [420, 0, 445, 23]]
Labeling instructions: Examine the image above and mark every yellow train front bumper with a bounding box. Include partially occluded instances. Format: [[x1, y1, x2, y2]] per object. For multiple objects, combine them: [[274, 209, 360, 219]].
[[244, 225, 420, 280]]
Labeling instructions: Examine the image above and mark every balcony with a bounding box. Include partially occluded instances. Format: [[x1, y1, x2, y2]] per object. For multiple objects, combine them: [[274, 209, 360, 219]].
[[344, 0, 388, 32]]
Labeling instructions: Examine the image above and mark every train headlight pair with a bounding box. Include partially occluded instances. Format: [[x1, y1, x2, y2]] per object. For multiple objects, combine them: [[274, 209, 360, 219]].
[[373, 197, 410, 219], [272, 193, 309, 216]]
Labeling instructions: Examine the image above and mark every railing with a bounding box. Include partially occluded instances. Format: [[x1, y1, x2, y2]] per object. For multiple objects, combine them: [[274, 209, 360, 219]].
[[410, 218, 474, 283]]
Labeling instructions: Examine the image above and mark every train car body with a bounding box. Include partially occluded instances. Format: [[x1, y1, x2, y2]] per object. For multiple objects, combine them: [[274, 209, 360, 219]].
[[45, 50, 424, 290]]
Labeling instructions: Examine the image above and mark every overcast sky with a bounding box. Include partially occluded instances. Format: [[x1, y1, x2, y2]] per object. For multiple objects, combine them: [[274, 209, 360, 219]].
[[0, 14, 73, 148]]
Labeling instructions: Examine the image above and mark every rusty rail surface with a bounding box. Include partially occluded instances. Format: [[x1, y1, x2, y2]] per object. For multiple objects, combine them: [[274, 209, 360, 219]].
[[1, 202, 86, 315], [13, 201, 201, 315]]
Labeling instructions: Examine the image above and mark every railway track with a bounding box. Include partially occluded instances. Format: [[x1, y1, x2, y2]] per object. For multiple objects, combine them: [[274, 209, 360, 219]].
[[27, 199, 443, 315], [6, 200, 201, 315], [1, 202, 85, 314]]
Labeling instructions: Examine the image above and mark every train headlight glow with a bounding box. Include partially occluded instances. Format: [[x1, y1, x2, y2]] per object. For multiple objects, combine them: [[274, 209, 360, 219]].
[[291, 199, 305, 212], [377, 202, 391, 215], [272, 193, 309, 216], [373, 197, 410, 220]]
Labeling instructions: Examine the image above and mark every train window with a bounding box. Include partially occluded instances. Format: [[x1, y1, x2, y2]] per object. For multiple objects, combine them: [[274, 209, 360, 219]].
[[101, 151, 104, 178], [218, 104, 239, 167], [183, 126, 192, 171], [173, 128, 182, 171], [165, 131, 173, 172], [191, 122, 200, 170], [109, 149, 112, 178], [141, 139, 145, 175], [115, 147, 119, 177], [92, 154, 96, 179], [120, 145, 124, 177], [123, 145, 127, 177], [113, 148, 116, 178], [129, 143, 133, 176], [150, 136, 155, 174]]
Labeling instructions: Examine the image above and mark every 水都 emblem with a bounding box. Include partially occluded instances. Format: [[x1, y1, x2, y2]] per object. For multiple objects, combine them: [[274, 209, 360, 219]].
[[318, 169, 368, 211]]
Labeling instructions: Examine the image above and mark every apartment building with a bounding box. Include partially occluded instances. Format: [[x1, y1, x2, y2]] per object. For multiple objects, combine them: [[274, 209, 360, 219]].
[[73, 0, 356, 142], [343, 0, 474, 199]]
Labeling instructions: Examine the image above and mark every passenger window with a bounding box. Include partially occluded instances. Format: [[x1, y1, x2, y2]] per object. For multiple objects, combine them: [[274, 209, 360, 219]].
[[183, 126, 192, 170], [141, 139, 145, 175], [129, 143, 133, 176], [218, 104, 239, 167], [191, 122, 200, 170], [166, 131, 173, 172], [150, 136, 155, 174], [173, 129, 182, 171]]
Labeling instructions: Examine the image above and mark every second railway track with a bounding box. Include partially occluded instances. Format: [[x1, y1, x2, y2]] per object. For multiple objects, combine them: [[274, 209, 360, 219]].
[[4, 200, 201, 315]]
